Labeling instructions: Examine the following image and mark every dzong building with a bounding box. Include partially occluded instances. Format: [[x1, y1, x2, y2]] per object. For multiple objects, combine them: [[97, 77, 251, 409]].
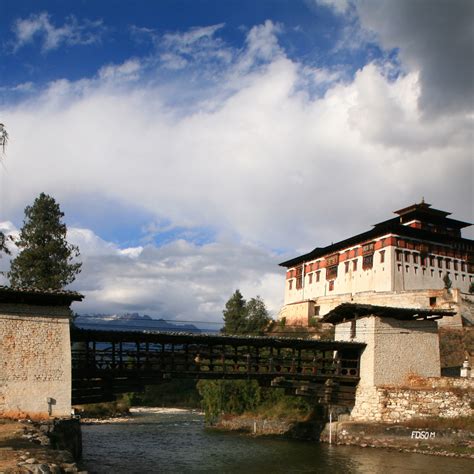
[[279, 201, 474, 327]]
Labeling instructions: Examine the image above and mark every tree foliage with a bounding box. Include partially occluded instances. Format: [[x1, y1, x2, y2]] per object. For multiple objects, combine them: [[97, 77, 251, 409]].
[[196, 379, 261, 422], [222, 289, 247, 334], [0, 232, 10, 255], [443, 273, 452, 290], [245, 296, 271, 334], [8, 193, 81, 289], [197, 291, 312, 424], [222, 290, 271, 335]]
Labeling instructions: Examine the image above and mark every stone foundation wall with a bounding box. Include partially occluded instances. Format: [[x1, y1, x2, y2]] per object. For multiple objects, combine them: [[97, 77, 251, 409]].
[[351, 377, 474, 423], [0, 305, 72, 419], [278, 300, 314, 325], [281, 289, 468, 327]]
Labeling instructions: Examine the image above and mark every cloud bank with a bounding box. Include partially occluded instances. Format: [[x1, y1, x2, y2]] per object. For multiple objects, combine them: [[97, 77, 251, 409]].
[[1, 3, 472, 323]]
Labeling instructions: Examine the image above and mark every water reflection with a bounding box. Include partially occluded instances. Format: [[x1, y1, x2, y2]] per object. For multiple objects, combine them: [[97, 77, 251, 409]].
[[81, 409, 473, 474]]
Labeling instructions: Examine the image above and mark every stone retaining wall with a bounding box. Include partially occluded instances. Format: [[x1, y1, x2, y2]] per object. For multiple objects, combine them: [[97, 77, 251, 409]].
[[351, 377, 474, 423], [0, 305, 72, 419], [320, 421, 473, 458]]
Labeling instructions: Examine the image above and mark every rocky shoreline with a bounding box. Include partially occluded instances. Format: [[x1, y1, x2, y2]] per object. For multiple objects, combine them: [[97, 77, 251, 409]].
[[212, 415, 474, 459], [0, 419, 85, 474]]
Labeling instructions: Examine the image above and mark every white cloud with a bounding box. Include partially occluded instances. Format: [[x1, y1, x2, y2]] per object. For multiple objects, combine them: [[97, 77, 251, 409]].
[[314, 0, 351, 14], [98, 60, 142, 82], [158, 23, 232, 70], [12, 12, 105, 52], [0, 221, 284, 323], [355, 0, 474, 117], [0, 17, 472, 318]]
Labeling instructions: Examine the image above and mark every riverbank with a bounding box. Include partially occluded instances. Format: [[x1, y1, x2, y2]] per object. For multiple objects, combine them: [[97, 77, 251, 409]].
[[321, 420, 474, 459], [80, 407, 197, 424], [211, 414, 474, 459], [0, 418, 85, 473]]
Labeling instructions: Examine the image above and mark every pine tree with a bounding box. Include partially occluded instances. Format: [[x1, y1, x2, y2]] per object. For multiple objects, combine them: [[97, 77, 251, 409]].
[[0, 232, 9, 255], [222, 289, 247, 334], [222, 291, 271, 335], [8, 193, 81, 289], [245, 296, 271, 335]]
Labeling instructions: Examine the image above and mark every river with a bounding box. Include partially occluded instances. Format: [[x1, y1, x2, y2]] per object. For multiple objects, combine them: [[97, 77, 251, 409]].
[[81, 408, 473, 473]]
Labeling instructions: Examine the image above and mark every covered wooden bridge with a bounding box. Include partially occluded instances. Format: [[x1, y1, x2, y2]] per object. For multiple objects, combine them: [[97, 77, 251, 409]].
[[71, 327, 365, 407]]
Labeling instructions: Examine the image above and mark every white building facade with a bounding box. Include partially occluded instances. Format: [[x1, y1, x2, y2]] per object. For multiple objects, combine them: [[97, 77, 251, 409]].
[[279, 202, 474, 325]]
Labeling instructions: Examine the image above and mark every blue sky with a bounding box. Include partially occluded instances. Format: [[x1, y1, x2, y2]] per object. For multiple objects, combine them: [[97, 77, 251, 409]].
[[0, 1, 369, 88], [0, 0, 472, 322]]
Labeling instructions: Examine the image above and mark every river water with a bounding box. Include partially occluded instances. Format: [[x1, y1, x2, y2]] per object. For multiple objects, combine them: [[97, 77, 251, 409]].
[[81, 409, 473, 474]]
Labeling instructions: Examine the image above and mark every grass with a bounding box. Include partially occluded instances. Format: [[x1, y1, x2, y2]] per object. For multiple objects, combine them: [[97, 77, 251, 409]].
[[248, 397, 313, 422], [74, 396, 131, 418]]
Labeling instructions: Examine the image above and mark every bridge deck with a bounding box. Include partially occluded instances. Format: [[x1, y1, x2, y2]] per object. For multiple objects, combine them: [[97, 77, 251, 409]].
[[71, 328, 365, 406]]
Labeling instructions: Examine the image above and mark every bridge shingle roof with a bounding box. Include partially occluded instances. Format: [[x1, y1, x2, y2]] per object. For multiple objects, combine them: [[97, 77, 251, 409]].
[[322, 303, 455, 324]]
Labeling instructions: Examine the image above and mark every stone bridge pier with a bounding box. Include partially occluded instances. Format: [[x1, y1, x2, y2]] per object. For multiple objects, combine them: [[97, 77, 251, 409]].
[[0, 286, 82, 420]]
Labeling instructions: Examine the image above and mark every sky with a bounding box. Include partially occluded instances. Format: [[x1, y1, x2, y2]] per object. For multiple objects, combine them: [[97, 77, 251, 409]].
[[0, 0, 473, 324]]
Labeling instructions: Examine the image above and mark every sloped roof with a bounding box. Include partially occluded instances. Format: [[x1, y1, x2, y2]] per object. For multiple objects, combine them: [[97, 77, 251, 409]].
[[321, 303, 455, 324], [279, 219, 473, 268], [0, 285, 83, 306]]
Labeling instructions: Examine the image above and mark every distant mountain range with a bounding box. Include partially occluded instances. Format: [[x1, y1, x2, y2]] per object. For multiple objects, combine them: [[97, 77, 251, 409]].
[[74, 312, 201, 333]]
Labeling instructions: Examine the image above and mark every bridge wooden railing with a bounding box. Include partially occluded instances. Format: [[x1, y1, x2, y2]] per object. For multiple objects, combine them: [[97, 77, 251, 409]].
[[71, 328, 365, 406]]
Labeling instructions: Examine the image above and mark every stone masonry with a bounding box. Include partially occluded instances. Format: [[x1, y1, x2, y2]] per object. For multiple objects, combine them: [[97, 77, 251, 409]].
[[0, 287, 82, 420], [351, 377, 474, 423]]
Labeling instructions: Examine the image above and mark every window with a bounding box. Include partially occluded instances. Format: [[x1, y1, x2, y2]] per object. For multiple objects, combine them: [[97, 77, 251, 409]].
[[289, 280, 293, 290], [431, 269, 434, 277], [345, 261, 350, 273], [296, 265, 303, 289], [396, 250, 402, 262], [453, 260, 458, 271], [316, 271, 321, 282], [326, 254, 339, 267], [429, 297, 437, 306], [328, 280, 334, 291], [446, 259, 451, 270], [362, 242, 375, 254], [363, 254, 374, 270], [326, 265, 338, 279], [461, 262, 466, 272], [437, 257, 443, 268], [380, 250, 385, 263], [353, 259, 358, 271], [308, 273, 313, 284], [430, 255, 435, 266], [413, 253, 418, 264], [405, 252, 410, 263], [314, 306, 320, 316]]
